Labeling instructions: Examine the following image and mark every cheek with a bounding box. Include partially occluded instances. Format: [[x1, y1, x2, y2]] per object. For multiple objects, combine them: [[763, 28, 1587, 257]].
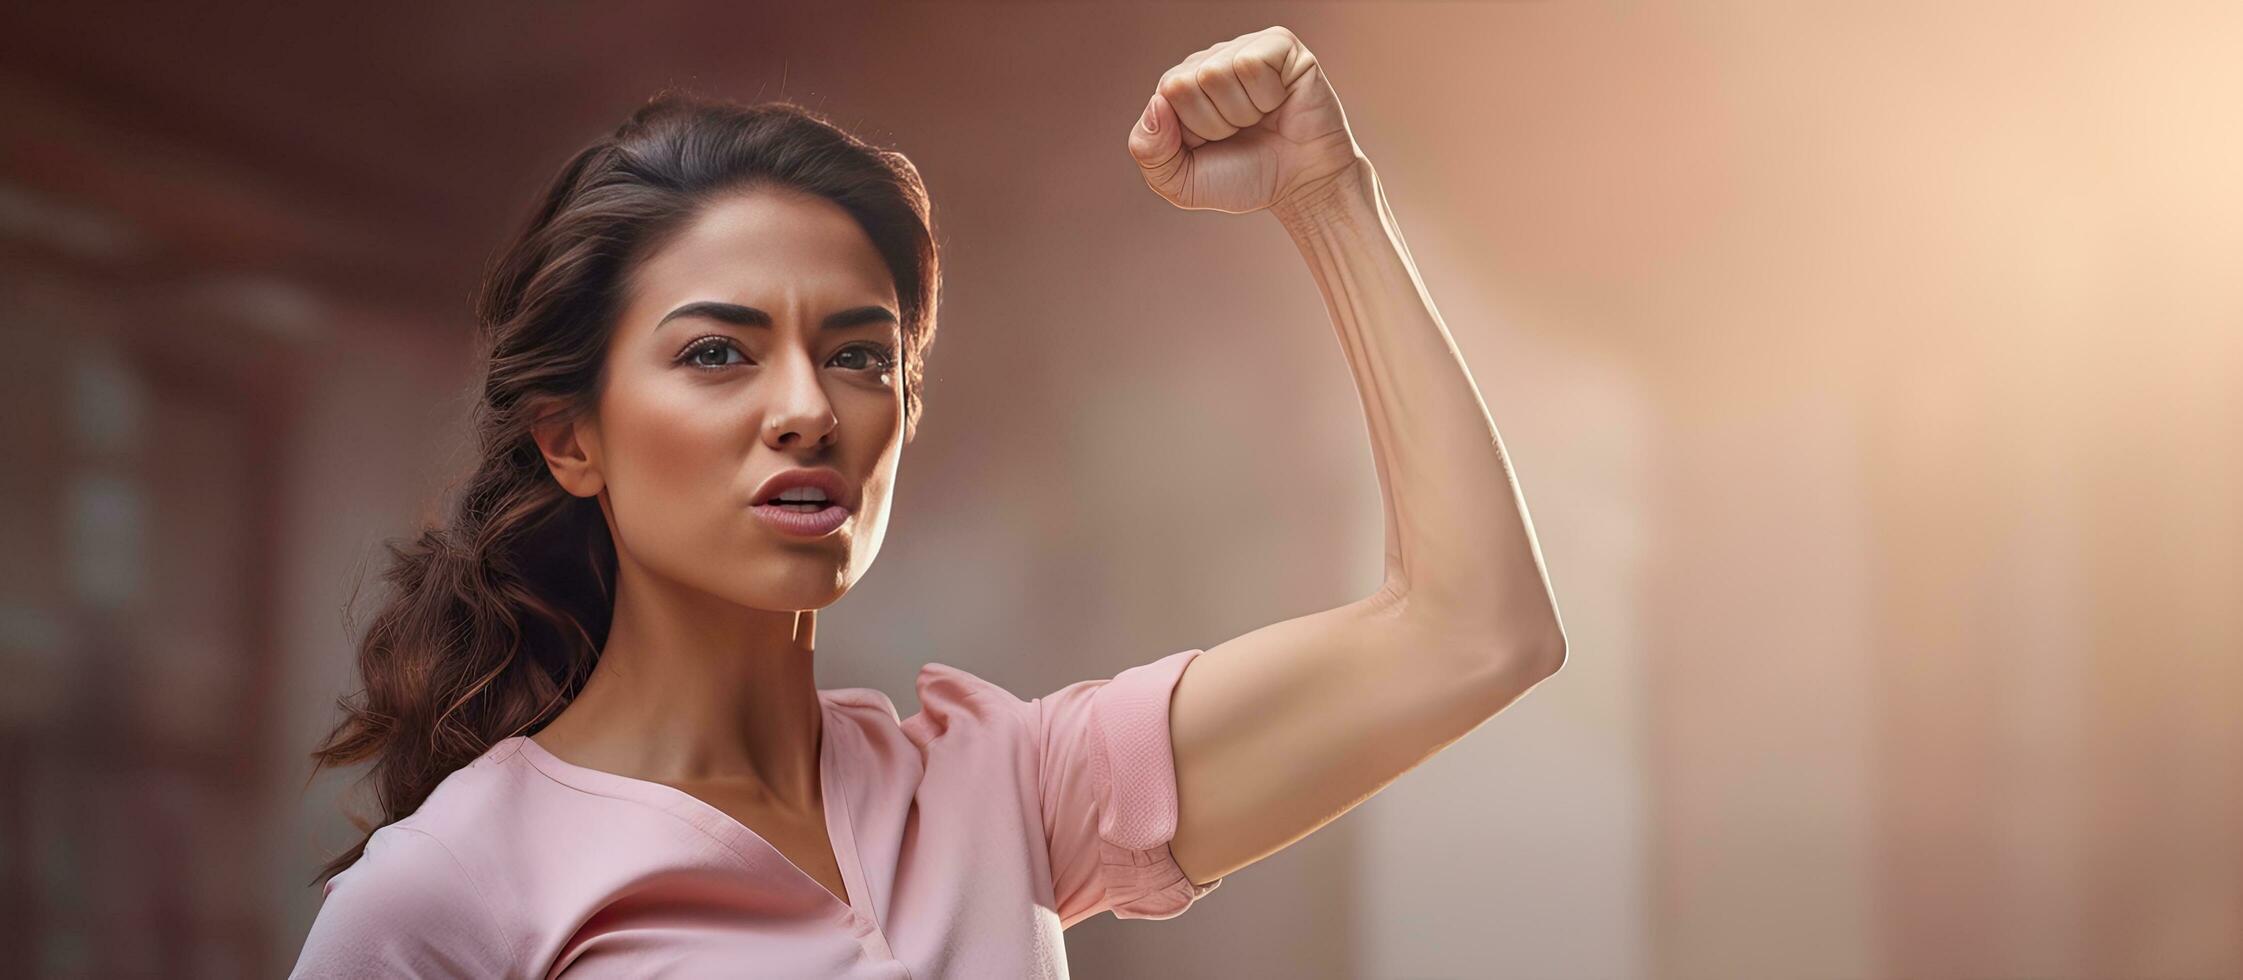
[[607, 380, 741, 510]]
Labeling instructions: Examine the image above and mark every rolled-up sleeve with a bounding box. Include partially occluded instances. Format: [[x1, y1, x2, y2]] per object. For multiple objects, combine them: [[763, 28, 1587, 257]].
[[1032, 648, 1224, 928]]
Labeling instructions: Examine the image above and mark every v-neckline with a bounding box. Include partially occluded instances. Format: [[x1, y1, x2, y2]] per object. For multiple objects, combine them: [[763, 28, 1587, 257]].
[[513, 695, 866, 920]]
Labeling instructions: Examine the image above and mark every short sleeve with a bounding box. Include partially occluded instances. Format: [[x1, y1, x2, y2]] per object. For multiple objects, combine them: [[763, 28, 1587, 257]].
[[290, 825, 516, 979], [1033, 647, 1224, 927]]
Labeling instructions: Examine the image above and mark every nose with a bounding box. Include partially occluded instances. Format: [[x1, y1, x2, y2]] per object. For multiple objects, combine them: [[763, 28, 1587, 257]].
[[759, 346, 839, 451]]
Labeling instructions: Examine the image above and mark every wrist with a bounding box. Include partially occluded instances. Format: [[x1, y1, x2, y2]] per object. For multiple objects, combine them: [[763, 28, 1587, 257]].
[[1269, 155, 1376, 233]]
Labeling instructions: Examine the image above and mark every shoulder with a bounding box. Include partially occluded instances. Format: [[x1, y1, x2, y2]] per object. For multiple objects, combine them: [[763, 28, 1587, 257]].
[[375, 742, 528, 848], [292, 745, 536, 977], [323, 824, 489, 910], [292, 824, 517, 977]]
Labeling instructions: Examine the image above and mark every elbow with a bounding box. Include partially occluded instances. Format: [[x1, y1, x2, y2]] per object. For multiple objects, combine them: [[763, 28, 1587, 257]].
[[1504, 601, 1567, 676], [1462, 623, 1570, 681], [1397, 590, 1567, 679], [1460, 632, 1564, 699], [1537, 634, 1567, 676], [1500, 612, 1567, 678], [1464, 607, 1571, 678], [1510, 627, 1566, 678]]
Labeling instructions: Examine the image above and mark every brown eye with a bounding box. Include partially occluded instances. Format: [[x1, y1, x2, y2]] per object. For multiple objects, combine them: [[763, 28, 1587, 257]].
[[681, 338, 746, 369], [835, 343, 899, 373], [678, 337, 896, 374]]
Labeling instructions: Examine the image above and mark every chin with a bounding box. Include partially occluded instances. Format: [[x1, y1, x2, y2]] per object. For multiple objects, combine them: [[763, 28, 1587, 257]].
[[739, 560, 853, 610]]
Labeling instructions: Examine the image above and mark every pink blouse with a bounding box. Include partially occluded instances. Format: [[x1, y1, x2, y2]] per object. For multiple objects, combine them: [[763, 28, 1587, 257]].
[[290, 648, 1223, 978]]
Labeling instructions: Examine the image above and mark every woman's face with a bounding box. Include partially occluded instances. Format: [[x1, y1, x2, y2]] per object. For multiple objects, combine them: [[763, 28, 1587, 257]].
[[571, 186, 906, 611]]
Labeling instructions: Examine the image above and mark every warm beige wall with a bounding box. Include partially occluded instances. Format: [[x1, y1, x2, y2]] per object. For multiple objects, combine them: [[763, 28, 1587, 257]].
[[1442, 3, 2243, 978]]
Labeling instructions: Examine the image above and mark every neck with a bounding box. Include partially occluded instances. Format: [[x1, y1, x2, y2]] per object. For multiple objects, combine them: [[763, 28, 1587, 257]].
[[530, 559, 826, 815]]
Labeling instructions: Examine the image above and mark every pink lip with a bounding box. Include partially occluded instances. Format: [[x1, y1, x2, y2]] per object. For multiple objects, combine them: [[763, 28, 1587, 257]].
[[751, 502, 850, 538], [752, 467, 855, 512]]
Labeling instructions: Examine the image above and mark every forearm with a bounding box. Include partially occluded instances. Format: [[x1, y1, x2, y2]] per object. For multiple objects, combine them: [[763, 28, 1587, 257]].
[[1270, 158, 1565, 657]]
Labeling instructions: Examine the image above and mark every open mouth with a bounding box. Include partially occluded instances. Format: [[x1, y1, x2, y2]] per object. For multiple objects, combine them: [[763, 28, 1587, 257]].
[[764, 500, 834, 512]]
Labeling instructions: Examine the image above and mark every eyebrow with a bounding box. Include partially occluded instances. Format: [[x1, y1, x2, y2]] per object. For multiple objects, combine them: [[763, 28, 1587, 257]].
[[657, 301, 899, 334]]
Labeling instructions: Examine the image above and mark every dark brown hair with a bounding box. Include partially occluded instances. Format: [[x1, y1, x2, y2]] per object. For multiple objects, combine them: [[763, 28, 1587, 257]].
[[304, 92, 941, 884]]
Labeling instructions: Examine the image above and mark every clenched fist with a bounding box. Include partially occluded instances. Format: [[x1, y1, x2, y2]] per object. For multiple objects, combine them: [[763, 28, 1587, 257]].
[[1127, 26, 1365, 215]]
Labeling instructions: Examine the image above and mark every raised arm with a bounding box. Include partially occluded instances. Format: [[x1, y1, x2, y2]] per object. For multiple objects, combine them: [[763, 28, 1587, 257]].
[[1124, 26, 1567, 888]]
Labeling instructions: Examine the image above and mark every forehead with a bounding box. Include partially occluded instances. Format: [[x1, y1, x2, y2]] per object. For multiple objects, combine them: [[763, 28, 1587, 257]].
[[624, 187, 896, 326]]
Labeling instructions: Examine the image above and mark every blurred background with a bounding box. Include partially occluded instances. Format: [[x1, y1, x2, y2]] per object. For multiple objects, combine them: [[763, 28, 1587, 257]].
[[2, 2, 2238, 977]]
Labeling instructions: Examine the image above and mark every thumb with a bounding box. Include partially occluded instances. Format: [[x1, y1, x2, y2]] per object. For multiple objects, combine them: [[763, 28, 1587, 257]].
[[1128, 93, 1184, 187]]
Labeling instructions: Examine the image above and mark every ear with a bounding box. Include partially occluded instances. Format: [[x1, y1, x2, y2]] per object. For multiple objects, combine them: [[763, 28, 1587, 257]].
[[529, 400, 605, 498]]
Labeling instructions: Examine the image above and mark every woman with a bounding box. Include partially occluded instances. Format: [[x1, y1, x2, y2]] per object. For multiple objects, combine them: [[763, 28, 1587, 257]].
[[292, 25, 1565, 978]]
